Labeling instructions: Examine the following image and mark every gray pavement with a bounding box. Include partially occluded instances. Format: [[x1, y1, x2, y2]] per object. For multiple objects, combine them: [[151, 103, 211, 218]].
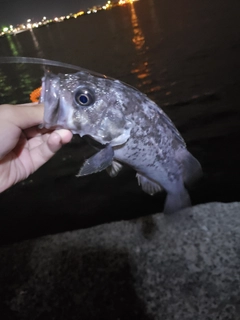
[[1, 202, 240, 319]]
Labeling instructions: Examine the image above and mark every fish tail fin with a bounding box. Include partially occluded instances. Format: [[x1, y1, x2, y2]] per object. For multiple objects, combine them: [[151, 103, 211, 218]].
[[176, 148, 202, 188], [164, 188, 191, 214]]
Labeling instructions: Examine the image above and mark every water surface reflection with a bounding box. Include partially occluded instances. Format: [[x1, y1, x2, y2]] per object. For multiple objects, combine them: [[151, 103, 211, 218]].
[[130, 2, 151, 87]]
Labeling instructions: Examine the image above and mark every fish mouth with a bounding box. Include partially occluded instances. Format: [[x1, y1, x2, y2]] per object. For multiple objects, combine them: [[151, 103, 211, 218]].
[[41, 72, 64, 129]]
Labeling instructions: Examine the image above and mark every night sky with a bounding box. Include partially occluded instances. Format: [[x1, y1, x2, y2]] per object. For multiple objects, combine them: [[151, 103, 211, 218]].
[[0, 0, 107, 27]]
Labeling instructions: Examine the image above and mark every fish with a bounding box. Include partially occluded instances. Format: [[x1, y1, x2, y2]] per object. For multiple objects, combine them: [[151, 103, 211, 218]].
[[40, 69, 202, 214], [0, 57, 201, 213]]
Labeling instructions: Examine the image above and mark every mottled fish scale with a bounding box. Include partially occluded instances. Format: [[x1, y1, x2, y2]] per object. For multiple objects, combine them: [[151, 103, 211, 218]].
[[41, 70, 202, 214]]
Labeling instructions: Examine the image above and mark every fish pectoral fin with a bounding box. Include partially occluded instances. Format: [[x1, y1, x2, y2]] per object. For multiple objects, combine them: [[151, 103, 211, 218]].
[[77, 144, 114, 177], [106, 160, 123, 177], [136, 173, 162, 195]]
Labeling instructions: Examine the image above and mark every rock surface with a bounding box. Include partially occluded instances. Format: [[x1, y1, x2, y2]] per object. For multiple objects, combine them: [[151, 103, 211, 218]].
[[1, 202, 240, 320]]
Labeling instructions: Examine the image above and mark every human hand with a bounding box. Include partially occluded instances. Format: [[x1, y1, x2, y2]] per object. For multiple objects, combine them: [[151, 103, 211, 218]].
[[0, 103, 73, 193]]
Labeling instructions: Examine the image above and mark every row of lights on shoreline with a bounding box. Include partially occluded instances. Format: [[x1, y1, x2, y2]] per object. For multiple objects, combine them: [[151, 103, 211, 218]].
[[0, 0, 137, 37]]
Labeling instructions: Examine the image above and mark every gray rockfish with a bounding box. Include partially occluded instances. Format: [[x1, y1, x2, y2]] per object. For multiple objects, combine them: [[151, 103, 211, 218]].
[[41, 70, 202, 214]]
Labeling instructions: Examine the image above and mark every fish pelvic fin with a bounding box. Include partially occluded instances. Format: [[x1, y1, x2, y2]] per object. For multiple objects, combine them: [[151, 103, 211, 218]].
[[106, 160, 123, 177], [77, 144, 114, 177], [136, 173, 162, 195]]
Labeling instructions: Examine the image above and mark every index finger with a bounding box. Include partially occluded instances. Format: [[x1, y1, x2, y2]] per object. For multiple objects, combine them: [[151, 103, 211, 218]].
[[0, 103, 44, 129]]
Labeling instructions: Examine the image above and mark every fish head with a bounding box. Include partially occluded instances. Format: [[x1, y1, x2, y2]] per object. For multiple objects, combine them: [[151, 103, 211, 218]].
[[41, 71, 132, 146]]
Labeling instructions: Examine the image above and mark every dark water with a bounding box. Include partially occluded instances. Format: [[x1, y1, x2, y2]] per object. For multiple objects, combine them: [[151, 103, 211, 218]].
[[0, 0, 240, 244]]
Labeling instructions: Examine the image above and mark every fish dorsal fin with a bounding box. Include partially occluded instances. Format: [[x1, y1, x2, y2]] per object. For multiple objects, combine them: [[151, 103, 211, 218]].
[[176, 147, 203, 188], [159, 112, 186, 146]]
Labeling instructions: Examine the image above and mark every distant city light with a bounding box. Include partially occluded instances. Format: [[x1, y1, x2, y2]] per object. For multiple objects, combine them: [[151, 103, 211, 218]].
[[77, 11, 84, 16], [1, 0, 139, 37]]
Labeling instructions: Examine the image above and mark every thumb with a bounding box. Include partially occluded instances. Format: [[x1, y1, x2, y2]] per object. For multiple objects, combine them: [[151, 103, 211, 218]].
[[47, 129, 73, 153]]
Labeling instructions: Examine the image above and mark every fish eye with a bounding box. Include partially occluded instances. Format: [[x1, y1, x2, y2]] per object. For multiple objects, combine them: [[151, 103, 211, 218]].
[[74, 88, 94, 106]]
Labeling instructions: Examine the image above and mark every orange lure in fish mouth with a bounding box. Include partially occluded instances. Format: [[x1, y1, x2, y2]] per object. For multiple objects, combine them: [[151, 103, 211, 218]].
[[30, 87, 42, 102]]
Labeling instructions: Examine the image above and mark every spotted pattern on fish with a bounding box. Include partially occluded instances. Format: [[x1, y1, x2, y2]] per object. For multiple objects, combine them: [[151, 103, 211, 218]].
[[41, 70, 202, 214]]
